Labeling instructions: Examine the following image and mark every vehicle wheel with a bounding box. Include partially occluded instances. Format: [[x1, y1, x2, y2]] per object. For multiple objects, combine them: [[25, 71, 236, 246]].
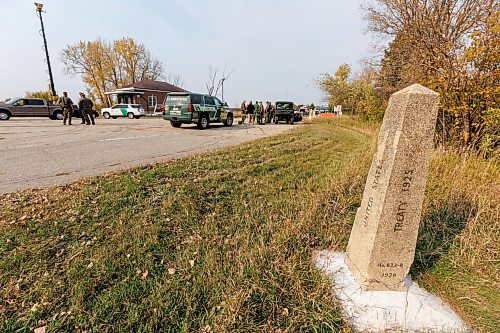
[[197, 114, 209, 130], [0, 111, 10, 120], [103, 112, 111, 119], [127, 112, 135, 119], [111, 116, 117, 119], [170, 121, 182, 128], [54, 111, 64, 120], [223, 114, 234, 127]]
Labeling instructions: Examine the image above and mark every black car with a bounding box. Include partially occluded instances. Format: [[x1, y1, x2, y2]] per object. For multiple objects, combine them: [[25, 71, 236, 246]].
[[72, 105, 99, 119], [274, 101, 301, 124]]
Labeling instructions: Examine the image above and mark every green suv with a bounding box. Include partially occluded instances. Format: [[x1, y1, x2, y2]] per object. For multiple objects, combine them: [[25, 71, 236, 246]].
[[162, 93, 234, 129]]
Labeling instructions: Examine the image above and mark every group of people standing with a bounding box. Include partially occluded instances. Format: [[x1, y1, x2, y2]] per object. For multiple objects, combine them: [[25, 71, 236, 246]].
[[240, 101, 275, 125], [56, 92, 95, 126]]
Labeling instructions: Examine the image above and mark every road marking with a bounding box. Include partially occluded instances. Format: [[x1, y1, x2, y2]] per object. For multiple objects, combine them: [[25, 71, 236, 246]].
[[13, 144, 40, 149], [2, 135, 162, 150], [99, 135, 161, 142]]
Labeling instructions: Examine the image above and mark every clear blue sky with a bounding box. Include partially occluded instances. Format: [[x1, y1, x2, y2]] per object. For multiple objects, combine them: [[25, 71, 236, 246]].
[[0, 0, 369, 106]]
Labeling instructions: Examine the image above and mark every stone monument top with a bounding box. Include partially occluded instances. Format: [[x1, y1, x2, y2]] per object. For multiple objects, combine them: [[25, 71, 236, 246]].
[[392, 83, 440, 95]]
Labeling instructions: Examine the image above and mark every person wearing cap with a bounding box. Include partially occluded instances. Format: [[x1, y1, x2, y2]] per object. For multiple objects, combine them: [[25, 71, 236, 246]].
[[78, 92, 95, 125], [57, 92, 74, 125]]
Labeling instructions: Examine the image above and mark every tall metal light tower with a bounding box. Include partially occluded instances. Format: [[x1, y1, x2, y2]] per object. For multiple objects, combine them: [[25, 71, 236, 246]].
[[35, 2, 56, 97]]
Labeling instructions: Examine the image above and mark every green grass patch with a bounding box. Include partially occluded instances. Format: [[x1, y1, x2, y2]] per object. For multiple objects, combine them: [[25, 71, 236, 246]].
[[0, 118, 498, 332]]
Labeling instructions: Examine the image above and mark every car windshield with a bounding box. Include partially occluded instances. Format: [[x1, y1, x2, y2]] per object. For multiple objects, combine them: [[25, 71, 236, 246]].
[[165, 95, 189, 104], [4, 98, 20, 105], [276, 102, 293, 110]]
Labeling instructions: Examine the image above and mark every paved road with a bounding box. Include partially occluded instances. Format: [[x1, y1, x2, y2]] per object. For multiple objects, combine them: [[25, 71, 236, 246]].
[[0, 118, 295, 193]]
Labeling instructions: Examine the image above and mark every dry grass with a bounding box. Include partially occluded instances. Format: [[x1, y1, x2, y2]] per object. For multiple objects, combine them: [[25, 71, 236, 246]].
[[0, 118, 498, 332], [415, 152, 500, 332]]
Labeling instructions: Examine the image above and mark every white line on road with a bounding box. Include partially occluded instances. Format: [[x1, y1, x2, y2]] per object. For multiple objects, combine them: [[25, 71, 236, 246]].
[[99, 135, 161, 142], [13, 144, 39, 149]]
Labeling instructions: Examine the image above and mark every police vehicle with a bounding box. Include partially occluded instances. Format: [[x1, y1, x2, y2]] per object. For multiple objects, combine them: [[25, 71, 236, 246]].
[[101, 104, 145, 119], [162, 93, 234, 129]]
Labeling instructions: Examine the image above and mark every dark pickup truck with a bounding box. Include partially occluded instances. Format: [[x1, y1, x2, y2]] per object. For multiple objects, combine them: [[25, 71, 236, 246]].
[[274, 101, 302, 124], [0, 98, 99, 121], [0, 97, 63, 120]]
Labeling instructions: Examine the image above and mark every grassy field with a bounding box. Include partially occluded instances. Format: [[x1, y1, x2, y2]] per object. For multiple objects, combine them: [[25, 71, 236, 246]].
[[1, 118, 498, 332]]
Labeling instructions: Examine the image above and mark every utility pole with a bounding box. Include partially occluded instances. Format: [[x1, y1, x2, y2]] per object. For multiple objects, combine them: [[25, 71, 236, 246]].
[[221, 78, 226, 102], [35, 3, 56, 97]]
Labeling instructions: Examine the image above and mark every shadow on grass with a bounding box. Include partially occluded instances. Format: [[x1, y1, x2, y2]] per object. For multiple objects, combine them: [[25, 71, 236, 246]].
[[411, 199, 474, 277]]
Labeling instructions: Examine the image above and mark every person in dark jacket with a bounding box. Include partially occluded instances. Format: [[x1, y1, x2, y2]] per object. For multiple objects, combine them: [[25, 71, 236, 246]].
[[247, 101, 255, 125], [265, 102, 274, 123], [78, 92, 95, 125]]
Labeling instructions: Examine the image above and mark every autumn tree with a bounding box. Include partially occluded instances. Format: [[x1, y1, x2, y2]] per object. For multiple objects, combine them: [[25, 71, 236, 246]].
[[60, 37, 165, 107], [25, 90, 52, 100], [318, 64, 384, 121], [318, 64, 353, 108], [377, 34, 421, 100], [364, 0, 499, 150], [24, 90, 63, 104], [457, 10, 500, 153]]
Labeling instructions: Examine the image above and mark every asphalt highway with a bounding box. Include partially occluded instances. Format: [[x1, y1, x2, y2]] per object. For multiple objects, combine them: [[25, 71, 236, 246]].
[[0, 117, 295, 193]]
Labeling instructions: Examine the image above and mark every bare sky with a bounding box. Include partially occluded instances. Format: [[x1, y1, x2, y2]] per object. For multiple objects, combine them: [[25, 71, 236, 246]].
[[0, 0, 369, 106]]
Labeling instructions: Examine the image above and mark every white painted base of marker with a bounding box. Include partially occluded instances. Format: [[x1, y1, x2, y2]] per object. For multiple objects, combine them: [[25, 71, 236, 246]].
[[315, 251, 470, 333]]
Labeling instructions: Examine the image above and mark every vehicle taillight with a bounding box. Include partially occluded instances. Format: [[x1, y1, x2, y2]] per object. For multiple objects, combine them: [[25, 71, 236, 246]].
[[188, 104, 193, 112]]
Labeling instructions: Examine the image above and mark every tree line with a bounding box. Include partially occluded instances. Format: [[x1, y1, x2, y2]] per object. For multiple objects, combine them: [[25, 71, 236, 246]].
[[319, 0, 499, 155], [1, 37, 233, 109], [58, 37, 232, 108], [60, 37, 165, 108]]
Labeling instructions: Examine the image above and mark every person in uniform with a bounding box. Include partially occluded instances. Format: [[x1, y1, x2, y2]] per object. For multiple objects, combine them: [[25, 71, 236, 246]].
[[57, 92, 74, 125], [258, 101, 265, 124], [265, 102, 274, 124], [247, 101, 255, 125], [264, 101, 269, 123], [255, 101, 262, 124], [240, 100, 247, 124], [78, 92, 95, 125]]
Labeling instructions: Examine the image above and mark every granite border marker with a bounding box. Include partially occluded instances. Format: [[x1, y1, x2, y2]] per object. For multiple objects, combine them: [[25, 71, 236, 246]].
[[346, 83, 440, 291], [315, 84, 469, 332]]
